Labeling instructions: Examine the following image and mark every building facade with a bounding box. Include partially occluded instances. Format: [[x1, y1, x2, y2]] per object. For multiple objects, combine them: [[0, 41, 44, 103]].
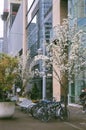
[[2, 0, 22, 54], [26, 0, 53, 99], [68, 0, 86, 103], [2, 0, 86, 103], [0, 38, 3, 53], [2, 0, 68, 101], [8, 2, 23, 56], [51, 0, 68, 101]]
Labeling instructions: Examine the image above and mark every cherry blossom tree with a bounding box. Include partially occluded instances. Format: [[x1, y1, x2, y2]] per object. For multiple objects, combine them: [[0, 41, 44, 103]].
[[47, 18, 86, 110]]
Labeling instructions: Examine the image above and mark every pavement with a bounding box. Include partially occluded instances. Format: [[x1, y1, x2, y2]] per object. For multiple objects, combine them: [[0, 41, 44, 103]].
[[0, 104, 86, 130]]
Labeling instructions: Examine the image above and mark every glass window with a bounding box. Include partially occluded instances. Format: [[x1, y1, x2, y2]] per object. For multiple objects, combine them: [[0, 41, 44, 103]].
[[27, 13, 39, 57], [73, 0, 85, 18]]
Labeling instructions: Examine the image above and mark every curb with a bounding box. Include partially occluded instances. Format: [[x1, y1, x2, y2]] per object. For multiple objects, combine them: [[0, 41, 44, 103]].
[[68, 103, 82, 108]]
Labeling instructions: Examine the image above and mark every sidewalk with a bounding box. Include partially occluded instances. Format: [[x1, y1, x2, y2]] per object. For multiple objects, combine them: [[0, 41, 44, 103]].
[[69, 103, 82, 108], [0, 105, 86, 130], [68, 103, 86, 122]]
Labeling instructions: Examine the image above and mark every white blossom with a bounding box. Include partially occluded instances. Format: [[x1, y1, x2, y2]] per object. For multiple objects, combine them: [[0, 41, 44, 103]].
[[48, 18, 86, 85]]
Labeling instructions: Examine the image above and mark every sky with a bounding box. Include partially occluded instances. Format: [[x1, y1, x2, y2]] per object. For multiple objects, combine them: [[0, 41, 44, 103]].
[[0, 0, 4, 37]]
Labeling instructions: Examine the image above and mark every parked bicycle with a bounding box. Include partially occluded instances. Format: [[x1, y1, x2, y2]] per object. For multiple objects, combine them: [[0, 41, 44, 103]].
[[30, 100, 70, 122]]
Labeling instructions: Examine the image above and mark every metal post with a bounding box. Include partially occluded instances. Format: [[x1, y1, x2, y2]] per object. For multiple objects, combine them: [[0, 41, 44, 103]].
[[42, 75, 46, 100], [42, 41, 46, 100], [40, 0, 46, 100]]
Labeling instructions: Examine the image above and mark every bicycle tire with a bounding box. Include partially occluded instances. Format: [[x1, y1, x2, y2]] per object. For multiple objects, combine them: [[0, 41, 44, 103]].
[[58, 107, 70, 121]]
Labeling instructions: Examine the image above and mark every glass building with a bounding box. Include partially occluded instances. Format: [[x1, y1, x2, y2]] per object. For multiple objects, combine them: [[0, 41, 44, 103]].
[[26, 0, 52, 99], [68, 0, 86, 103]]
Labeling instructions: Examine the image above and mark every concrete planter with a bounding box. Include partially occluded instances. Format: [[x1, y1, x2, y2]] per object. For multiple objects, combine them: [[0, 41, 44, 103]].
[[0, 102, 15, 118]]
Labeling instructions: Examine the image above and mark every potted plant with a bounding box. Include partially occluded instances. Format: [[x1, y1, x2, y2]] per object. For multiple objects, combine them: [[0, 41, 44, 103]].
[[0, 53, 19, 118]]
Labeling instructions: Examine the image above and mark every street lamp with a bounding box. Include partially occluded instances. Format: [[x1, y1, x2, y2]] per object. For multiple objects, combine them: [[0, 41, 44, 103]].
[[37, 47, 46, 100]]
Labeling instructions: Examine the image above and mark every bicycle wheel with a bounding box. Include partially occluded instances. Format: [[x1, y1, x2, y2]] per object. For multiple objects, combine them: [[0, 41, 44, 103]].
[[39, 108, 49, 122], [30, 105, 38, 118], [58, 107, 70, 121]]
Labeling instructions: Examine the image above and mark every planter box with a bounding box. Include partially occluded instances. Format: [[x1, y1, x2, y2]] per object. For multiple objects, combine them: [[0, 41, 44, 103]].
[[0, 102, 15, 118]]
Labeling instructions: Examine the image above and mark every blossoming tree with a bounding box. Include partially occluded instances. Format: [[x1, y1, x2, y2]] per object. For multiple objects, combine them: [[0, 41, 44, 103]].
[[47, 18, 86, 110]]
